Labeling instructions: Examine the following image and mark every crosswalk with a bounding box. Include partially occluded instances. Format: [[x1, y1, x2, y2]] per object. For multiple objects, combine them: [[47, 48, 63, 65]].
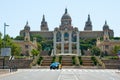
[[18, 69, 120, 73]]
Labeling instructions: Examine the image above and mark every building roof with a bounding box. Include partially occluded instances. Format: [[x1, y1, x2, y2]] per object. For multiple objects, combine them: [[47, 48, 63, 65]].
[[61, 8, 71, 20]]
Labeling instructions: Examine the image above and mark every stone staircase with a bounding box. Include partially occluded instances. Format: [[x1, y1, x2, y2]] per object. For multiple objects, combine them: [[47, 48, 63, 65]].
[[81, 57, 94, 66], [41, 56, 53, 66], [61, 56, 73, 66], [102, 59, 120, 69]]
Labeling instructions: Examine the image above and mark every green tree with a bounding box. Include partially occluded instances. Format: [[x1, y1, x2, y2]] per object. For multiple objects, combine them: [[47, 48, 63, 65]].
[[0, 33, 2, 48], [30, 34, 43, 42], [11, 43, 21, 56], [40, 40, 53, 51], [112, 45, 120, 54], [91, 46, 101, 56], [31, 49, 39, 59], [37, 43, 42, 52], [14, 36, 24, 40], [3, 35, 21, 56], [80, 38, 96, 50]]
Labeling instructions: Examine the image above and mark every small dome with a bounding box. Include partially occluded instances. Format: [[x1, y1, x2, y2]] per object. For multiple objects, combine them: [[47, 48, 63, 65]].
[[54, 27, 59, 31], [61, 8, 71, 20], [103, 21, 109, 30], [74, 27, 78, 31], [24, 21, 30, 31]]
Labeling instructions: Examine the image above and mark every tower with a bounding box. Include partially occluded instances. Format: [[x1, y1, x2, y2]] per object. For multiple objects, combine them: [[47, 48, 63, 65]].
[[24, 21, 30, 41], [40, 15, 49, 31], [84, 14, 92, 31], [33, 37, 37, 48], [96, 37, 101, 46], [103, 21, 109, 41]]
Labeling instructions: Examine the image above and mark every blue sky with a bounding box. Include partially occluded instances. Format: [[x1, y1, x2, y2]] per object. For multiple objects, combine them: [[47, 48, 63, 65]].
[[0, 0, 120, 37]]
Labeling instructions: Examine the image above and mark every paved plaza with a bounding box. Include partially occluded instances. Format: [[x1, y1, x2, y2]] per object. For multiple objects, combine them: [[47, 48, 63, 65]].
[[0, 69, 120, 80]]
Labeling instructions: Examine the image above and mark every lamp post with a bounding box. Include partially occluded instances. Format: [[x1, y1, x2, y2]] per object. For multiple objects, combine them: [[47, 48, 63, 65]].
[[3, 22, 9, 69], [4, 23, 9, 47]]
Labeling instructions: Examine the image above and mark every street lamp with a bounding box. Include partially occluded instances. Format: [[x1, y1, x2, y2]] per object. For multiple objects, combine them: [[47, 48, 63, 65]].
[[3, 22, 9, 69], [4, 23, 9, 47]]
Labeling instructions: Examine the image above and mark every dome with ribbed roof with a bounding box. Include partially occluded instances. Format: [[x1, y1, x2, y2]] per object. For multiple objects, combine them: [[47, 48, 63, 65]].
[[103, 21, 109, 30], [61, 8, 71, 20]]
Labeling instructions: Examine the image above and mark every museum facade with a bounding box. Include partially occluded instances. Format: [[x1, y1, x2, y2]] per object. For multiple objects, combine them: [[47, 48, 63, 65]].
[[20, 8, 114, 56]]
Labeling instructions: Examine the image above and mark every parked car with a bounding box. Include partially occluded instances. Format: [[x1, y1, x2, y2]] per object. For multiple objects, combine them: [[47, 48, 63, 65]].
[[50, 62, 61, 69]]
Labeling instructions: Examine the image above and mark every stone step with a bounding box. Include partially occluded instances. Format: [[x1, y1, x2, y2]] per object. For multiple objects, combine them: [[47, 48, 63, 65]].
[[62, 60, 72, 62], [41, 63, 51, 66], [82, 58, 91, 60], [62, 63, 73, 66], [83, 61, 93, 63], [42, 60, 52, 62], [82, 63, 94, 66], [105, 65, 120, 69]]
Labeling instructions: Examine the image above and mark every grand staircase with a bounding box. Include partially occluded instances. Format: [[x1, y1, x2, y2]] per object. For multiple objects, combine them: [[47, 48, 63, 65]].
[[81, 57, 94, 66], [61, 56, 73, 66], [41, 56, 53, 66], [102, 59, 120, 69]]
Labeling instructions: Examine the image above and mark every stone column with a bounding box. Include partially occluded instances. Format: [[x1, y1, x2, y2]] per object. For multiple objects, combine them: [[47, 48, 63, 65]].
[[77, 31, 80, 56], [69, 31, 72, 54], [53, 31, 56, 55], [61, 31, 64, 54]]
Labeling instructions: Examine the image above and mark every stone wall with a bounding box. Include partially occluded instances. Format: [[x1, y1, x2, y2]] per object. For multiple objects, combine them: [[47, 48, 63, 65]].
[[0, 59, 33, 69]]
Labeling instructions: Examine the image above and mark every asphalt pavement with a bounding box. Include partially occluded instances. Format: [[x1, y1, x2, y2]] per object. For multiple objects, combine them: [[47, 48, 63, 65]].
[[0, 69, 120, 80]]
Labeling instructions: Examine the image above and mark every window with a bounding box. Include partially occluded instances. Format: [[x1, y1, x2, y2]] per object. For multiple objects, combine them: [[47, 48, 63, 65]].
[[56, 31, 61, 42], [72, 31, 77, 42], [64, 32, 69, 41]]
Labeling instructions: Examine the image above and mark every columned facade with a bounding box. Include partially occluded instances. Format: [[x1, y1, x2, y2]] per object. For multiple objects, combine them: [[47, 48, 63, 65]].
[[69, 32, 72, 54], [19, 9, 114, 56], [53, 30, 80, 56], [53, 8, 80, 56], [61, 31, 64, 54], [53, 31, 56, 55]]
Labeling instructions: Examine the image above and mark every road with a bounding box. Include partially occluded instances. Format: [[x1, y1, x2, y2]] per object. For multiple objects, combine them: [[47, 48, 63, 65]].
[[0, 69, 120, 80]]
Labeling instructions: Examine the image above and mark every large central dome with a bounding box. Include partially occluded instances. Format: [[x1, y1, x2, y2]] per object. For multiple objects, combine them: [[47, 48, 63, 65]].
[[60, 8, 73, 30], [61, 8, 71, 20]]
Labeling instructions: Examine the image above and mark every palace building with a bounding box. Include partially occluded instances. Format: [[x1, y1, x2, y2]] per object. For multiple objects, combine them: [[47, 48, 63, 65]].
[[96, 21, 120, 55], [20, 8, 114, 56]]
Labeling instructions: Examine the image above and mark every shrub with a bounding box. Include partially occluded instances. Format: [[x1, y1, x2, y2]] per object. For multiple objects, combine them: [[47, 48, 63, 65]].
[[91, 56, 97, 65], [37, 56, 43, 65], [72, 56, 75, 65], [78, 56, 83, 65], [51, 56, 56, 63], [110, 56, 119, 59], [59, 56, 62, 63]]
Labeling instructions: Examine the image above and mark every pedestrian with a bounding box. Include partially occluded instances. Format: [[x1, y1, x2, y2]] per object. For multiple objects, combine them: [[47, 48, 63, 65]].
[[59, 64, 62, 69]]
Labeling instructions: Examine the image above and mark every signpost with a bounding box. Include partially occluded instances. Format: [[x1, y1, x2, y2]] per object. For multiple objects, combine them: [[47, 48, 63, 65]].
[[1, 48, 11, 56], [1, 48, 11, 69], [0, 23, 10, 69]]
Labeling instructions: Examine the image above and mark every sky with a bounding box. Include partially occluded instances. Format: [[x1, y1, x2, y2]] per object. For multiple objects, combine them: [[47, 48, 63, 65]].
[[0, 0, 120, 38]]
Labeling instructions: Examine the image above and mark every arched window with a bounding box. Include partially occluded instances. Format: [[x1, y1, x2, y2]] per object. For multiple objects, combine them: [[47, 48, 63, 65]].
[[64, 32, 69, 41], [72, 31, 77, 42], [56, 31, 61, 42]]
